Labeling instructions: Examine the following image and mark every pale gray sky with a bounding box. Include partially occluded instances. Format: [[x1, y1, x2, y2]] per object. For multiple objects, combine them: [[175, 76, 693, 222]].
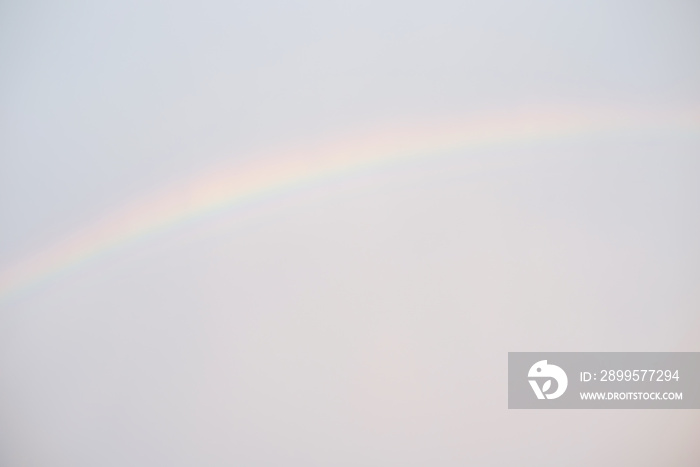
[[1, 1, 700, 465]]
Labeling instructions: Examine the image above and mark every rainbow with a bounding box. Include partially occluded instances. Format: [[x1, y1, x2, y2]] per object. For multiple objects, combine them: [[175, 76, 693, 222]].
[[1, 107, 698, 303]]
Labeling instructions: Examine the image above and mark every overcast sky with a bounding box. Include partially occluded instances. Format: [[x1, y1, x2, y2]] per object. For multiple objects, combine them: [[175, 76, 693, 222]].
[[1, 1, 700, 465]]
